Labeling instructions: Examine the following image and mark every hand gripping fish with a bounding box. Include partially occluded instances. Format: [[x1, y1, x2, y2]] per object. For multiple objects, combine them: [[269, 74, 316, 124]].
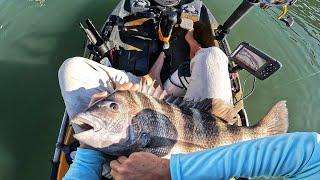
[[71, 81, 288, 157]]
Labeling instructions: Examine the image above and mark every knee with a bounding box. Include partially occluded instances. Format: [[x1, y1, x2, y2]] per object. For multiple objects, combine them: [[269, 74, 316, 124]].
[[58, 57, 89, 81]]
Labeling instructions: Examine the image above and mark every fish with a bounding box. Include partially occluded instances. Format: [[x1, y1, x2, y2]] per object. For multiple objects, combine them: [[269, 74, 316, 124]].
[[71, 81, 288, 157]]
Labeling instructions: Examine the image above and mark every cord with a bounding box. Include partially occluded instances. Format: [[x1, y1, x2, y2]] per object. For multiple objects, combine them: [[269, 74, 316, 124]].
[[235, 76, 256, 105]]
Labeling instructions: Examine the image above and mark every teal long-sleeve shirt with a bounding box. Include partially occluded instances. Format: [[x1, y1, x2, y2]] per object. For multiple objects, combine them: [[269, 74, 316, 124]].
[[63, 132, 320, 180]]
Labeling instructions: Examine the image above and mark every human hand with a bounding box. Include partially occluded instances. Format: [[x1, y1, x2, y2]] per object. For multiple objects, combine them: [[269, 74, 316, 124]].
[[88, 91, 109, 107], [110, 152, 170, 180], [88, 82, 140, 107], [115, 82, 140, 91]]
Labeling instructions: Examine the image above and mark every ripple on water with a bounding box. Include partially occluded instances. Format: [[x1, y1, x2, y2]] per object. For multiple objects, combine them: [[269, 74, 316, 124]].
[[282, 0, 320, 69], [28, 0, 45, 7], [291, 0, 320, 41]]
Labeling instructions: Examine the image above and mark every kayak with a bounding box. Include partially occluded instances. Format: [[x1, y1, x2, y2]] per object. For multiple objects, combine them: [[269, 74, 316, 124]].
[[50, 0, 265, 179]]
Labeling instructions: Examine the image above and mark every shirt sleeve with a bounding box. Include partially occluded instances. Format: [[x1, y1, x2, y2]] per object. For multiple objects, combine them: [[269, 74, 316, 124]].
[[63, 148, 106, 180], [170, 132, 320, 180]]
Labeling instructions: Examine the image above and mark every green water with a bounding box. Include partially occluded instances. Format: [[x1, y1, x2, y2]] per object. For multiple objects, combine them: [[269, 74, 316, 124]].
[[0, 0, 318, 179]]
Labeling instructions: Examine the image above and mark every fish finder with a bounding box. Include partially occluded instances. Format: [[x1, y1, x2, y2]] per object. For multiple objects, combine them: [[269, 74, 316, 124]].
[[230, 42, 282, 80]]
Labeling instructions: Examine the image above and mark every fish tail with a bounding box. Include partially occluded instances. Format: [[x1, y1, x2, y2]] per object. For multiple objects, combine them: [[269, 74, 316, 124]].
[[253, 101, 288, 137]]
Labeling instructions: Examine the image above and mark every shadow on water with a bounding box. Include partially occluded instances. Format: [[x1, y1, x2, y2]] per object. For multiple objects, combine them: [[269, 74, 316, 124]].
[[0, 0, 117, 179]]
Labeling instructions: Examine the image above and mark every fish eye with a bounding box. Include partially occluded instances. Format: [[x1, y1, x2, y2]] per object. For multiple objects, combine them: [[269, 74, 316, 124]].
[[109, 102, 119, 111]]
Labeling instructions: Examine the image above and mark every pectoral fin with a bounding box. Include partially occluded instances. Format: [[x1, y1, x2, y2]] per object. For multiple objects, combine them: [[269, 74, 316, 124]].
[[210, 99, 240, 125], [138, 78, 168, 100]]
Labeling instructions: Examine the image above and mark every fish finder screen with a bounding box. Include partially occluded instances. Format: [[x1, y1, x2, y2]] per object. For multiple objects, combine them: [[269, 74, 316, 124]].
[[235, 47, 266, 70]]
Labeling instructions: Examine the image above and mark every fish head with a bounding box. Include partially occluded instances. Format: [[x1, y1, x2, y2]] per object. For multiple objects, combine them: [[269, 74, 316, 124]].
[[71, 90, 145, 155]]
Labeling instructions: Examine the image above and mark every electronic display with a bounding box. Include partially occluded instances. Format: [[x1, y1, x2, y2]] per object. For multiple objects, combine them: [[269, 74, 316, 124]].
[[230, 42, 282, 80], [234, 47, 267, 71]]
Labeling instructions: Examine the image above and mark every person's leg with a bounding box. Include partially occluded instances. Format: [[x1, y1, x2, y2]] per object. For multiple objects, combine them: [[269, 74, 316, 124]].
[[163, 66, 188, 97], [58, 57, 140, 120], [58, 57, 140, 177], [163, 29, 232, 103], [184, 47, 233, 104], [163, 46, 238, 123], [162, 29, 200, 97]]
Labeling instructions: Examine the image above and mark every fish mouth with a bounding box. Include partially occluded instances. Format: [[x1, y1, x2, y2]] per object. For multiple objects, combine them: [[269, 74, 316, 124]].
[[71, 113, 130, 149], [71, 113, 102, 133]]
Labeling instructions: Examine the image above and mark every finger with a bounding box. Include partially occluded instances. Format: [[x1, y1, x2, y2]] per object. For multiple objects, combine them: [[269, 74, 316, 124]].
[[116, 82, 133, 91], [160, 51, 166, 58], [130, 84, 140, 91], [117, 156, 128, 164], [115, 83, 124, 91], [88, 91, 108, 107], [110, 169, 120, 180], [110, 160, 121, 172], [124, 82, 133, 90]]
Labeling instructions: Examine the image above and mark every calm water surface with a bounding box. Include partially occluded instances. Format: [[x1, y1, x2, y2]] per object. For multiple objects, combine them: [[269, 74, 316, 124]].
[[0, 0, 319, 179]]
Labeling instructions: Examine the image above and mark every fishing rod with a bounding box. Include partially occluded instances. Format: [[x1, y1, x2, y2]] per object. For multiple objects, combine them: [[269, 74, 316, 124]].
[[216, 0, 298, 40], [50, 111, 69, 180]]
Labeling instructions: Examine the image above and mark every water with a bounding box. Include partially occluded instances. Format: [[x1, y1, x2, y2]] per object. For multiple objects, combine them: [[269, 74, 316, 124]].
[[0, 0, 318, 179]]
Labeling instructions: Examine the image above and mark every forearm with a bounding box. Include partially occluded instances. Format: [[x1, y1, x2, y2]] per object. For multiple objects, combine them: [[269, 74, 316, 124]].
[[63, 148, 106, 180], [170, 132, 320, 180]]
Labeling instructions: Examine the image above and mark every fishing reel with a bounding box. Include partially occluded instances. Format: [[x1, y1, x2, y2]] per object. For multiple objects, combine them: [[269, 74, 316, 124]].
[[138, 4, 192, 51], [260, 0, 297, 7], [127, 0, 195, 54], [158, 9, 178, 50], [260, 0, 298, 27], [216, 0, 298, 40]]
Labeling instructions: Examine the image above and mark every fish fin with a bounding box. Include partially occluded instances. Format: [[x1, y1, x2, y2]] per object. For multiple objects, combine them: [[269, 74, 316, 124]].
[[191, 98, 213, 111], [172, 98, 239, 125], [164, 96, 184, 105], [137, 78, 168, 100], [172, 96, 184, 105], [138, 79, 143, 92], [153, 85, 163, 98], [164, 97, 213, 112], [165, 96, 177, 104], [141, 81, 149, 94], [147, 82, 156, 95], [210, 99, 240, 125], [254, 101, 288, 136], [159, 90, 168, 100]]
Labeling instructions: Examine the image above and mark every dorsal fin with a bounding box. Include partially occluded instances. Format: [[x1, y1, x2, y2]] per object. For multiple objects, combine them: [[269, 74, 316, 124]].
[[136, 79, 168, 100], [171, 97, 213, 112], [135, 79, 239, 124], [164, 97, 239, 125], [164, 96, 177, 104]]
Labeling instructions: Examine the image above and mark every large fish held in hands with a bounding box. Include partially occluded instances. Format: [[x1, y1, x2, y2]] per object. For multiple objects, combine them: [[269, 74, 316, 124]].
[[72, 81, 288, 157]]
